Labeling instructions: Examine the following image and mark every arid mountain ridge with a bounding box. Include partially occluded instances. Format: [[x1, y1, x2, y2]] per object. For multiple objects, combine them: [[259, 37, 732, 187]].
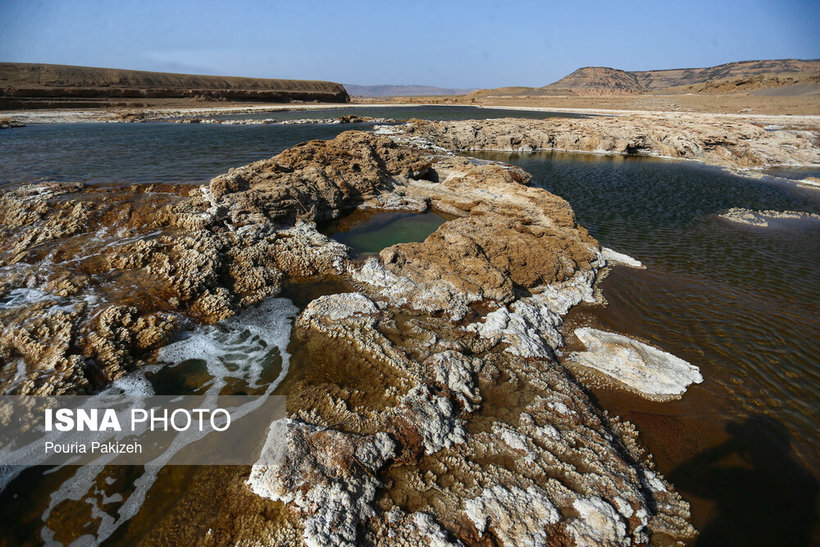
[[0, 63, 350, 109], [345, 84, 475, 97], [470, 59, 820, 98]]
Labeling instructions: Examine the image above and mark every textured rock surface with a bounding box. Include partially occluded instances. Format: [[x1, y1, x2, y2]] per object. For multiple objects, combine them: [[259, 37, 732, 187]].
[[398, 117, 820, 170], [1, 129, 698, 544], [233, 132, 696, 544], [570, 327, 704, 401]]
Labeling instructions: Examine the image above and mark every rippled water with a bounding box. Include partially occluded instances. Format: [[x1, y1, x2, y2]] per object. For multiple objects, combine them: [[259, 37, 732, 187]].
[[0, 122, 368, 186], [0, 106, 586, 187], [211, 104, 589, 122], [1, 110, 818, 543], [473, 150, 820, 543]]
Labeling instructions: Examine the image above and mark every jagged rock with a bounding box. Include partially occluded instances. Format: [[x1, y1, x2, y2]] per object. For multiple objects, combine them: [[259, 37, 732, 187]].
[[208, 131, 431, 224], [464, 485, 560, 545], [247, 419, 395, 547]]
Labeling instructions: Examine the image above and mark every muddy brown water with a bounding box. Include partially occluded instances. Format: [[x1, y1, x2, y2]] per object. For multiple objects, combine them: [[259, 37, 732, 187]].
[[473, 150, 820, 546]]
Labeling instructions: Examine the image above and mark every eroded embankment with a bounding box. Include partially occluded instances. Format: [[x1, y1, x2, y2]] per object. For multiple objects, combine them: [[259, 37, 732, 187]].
[[0, 131, 695, 544], [392, 116, 820, 171]]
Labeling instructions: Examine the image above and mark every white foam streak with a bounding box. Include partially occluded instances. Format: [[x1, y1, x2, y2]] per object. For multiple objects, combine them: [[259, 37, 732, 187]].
[[32, 297, 298, 544]]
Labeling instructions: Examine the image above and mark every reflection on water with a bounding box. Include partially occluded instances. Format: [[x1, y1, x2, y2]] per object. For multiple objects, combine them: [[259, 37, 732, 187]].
[[472, 150, 820, 539], [325, 210, 448, 257]]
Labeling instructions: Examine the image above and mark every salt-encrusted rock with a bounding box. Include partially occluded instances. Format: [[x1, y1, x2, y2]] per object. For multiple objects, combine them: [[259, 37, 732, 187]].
[[0, 130, 698, 544], [401, 117, 820, 170], [398, 384, 466, 454], [376, 508, 461, 546], [602, 247, 645, 269], [424, 351, 481, 412], [467, 267, 601, 357], [247, 418, 395, 547], [567, 496, 631, 547], [719, 207, 820, 227], [570, 327, 703, 401], [465, 485, 560, 546]]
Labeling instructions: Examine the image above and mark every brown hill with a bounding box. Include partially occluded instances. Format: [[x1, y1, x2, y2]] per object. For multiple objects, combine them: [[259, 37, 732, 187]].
[[0, 63, 349, 109], [545, 66, 643, 94], [469, 59, 820, 98]]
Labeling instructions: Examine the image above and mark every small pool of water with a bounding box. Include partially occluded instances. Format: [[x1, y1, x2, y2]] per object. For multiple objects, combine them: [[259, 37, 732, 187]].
[[325, 210, 447, 257]]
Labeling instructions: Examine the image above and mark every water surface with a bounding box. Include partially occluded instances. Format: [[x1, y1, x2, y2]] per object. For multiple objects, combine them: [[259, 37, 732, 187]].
[[210, 104, 588, 122], [472, 150, 820, 543], [326, 210, 447, 257]]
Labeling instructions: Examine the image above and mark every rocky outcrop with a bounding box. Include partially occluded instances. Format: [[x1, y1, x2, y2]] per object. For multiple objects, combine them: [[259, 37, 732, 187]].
[[0, 130, 697, 543], [396, 117, 820, 170], [250, 286, 696, 545], [0, 119, 24, 129]]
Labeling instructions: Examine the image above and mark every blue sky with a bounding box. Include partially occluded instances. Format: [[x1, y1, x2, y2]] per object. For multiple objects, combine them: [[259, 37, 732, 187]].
[[1, 0, 818, 88]]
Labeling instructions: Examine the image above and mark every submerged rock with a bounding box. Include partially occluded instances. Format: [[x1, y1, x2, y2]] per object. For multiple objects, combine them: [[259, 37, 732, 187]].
[[570, 327, 703, 401]]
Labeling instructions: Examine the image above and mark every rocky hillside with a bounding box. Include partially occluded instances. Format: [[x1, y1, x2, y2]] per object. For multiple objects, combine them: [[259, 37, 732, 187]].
[[0, 63, 350, 109], [545, 66, 644, 94], [471, 59, 820, 97], [345, 84, 474, 97]]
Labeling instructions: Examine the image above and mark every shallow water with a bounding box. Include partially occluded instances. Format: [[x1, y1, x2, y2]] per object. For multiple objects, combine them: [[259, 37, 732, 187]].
[[210, 104, 589, 122], [325, 210, 447, 257], [472, 150, 820, 543], [0, 121, 366, 186], [0, 106, 585, 187]]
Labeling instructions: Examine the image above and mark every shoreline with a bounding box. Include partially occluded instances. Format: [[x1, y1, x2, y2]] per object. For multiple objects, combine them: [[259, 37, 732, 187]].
[[5, 99, 819, 124], [2, 104, 818, 192], [0, 129, 700, 544]]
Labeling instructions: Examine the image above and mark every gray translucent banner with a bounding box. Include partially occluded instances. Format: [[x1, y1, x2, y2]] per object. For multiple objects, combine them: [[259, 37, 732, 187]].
[[0, 395, 285, 465]]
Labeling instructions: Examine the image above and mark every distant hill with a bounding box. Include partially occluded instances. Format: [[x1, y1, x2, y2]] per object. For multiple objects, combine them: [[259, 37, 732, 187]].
[[345, 84, 474, 97], [0, 63, 349, 109], [470, 59, 820, 98]]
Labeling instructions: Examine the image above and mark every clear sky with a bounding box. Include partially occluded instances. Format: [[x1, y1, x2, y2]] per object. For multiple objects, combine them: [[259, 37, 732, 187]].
[[1, 0, 818, 89]]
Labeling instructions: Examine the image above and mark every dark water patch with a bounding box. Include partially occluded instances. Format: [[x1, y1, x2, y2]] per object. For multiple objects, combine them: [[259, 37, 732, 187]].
[[325, 210, 447, 258], [0, 122, 372, 187], [211, 105, 590, 122]]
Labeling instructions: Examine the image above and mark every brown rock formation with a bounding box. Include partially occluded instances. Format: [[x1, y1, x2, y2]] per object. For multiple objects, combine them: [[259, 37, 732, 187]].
[[469, 58, 820, 98], [0, 130, 697, 544], [0, 63, 350, 110]]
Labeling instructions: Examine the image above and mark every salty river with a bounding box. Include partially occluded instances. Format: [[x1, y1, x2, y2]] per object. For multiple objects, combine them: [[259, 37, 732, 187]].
[[0, 105, 817, 544]]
